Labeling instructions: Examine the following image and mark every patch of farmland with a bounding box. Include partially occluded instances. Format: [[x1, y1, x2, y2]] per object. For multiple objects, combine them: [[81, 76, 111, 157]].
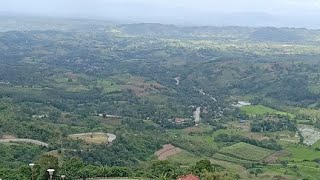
[[97, 80, 121, 93], [219, 142, 274, 161], [168, 150, 200, 165], [263, 150, 290, 164], [155, 144, 182, 160], [69, 132, 116, 144], [212, 153, 254, 164], [240, 105, 294, 118], [298, 125, 320, 146]]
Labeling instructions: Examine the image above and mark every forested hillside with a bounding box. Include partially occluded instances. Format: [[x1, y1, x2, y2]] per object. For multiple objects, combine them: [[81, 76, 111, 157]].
[[1, 17, 320, 179]]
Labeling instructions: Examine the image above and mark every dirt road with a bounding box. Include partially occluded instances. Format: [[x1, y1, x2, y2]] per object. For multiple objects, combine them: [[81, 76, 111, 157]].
[[0, 138, 49, 147]]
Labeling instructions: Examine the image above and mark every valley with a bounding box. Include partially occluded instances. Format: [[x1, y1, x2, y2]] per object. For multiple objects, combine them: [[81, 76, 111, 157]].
[[1, 17, 320, 179]]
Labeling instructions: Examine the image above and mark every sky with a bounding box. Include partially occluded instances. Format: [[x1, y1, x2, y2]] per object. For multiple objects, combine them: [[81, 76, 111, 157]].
[[0, 0, 320, 28]]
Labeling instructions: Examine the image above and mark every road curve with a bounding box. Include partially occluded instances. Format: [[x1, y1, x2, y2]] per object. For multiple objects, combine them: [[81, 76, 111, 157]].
[[0, 138, 49, 147], [107, 133, 117, 143], [174, 77, 180, 85], [69, 132, 117, 143]]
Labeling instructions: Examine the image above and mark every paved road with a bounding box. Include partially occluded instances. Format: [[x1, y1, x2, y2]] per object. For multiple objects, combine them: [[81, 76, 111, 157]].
[[107, 133, 117, 143], [174, 77, 180, 85], [0, 138, 49, 147], [194, 107, 201, 123]]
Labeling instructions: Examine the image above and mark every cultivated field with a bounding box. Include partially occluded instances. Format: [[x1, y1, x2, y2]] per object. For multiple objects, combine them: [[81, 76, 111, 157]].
[[155, 144, 182, 160], [241, 105, 293, 118], [220, 142, 274, 161]]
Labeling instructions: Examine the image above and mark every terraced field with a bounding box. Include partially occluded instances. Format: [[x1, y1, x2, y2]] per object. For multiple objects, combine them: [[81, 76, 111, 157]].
[[212, 153, 255, 164], [219, 142, 274, 161]]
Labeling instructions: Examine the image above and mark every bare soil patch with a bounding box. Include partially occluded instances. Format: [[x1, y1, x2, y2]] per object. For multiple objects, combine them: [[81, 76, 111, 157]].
[[1, 135, 16, 139], [229, 122, 251, 132], [183, 127, 203, 133], [155, 144, 182, 160], [263, 150, 290, 164], [69, 132, 116, 144], [298, 125, 320, 146]]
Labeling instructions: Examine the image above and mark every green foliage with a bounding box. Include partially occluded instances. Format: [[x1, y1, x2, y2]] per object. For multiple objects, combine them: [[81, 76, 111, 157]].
[[241, 105, 292, 117], [67, 132, 163, 166], [219, 142, 274, 161], [191, 159, 216, 176], [34, 155, 59, 180], [2, 18, 320, 180], [214, 133, 282, 150], [148, 160, 180, 179], [0, 143, 46, 168], [60, 158, 85, 178], [250, 119, 297, 132]]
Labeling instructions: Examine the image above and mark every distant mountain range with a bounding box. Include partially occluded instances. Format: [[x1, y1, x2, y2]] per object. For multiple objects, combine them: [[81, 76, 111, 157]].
[[0, 10, 320, 29]]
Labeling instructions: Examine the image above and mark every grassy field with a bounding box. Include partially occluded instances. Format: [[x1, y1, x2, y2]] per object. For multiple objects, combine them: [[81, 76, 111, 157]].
[[52, 76, 91, 92], [97, 80, 121, 93], [290, 107, 320, 119], [69, 132, 109, 144], [168, 149, 253, 179], [212, 153, 254, 164], [311, 139, 320, 148], [168, 150, 201, 165], [220, 142, 274, 161], [282, 144, 320, 162], [267, 162, 320, 180], [111, 73, 145, 84], [145, 94, 169, 105], [65, 85, 90, 92], [241, 105, 294, 118]]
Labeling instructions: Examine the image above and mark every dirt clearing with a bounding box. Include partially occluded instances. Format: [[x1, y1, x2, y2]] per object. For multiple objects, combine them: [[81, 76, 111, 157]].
[[298, 125, 320, 146], [155, 144, 182, 160]]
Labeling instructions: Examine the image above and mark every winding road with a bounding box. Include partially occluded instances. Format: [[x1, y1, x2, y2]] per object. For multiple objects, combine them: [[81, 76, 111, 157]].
[[0, 138, 49, 147], [174, 77, 180, 86], [0, 132, 117, 150], [106, 133, 117, 143]]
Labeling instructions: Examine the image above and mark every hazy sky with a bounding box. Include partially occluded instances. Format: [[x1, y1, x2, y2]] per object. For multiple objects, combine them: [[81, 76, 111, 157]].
[[1, 0, 320, 28]]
